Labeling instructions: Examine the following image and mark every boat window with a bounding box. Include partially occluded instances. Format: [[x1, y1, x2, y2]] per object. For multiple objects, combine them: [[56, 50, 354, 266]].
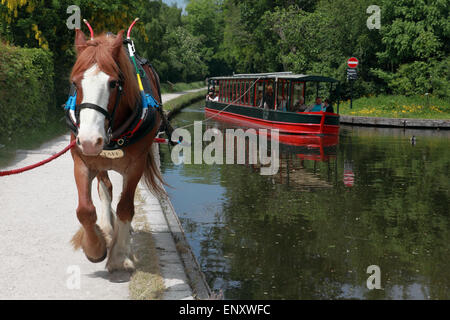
[[265, 80, 275, 109], [247, 80, 254, 106], [239, 80, 243, 104], [224, 80, 227, 102], [277, 79, 289, 111], [256, 81, 264, 107], [217, 80, 221, 102], [244, 80, 247, 105], [231, 80, 235, 103], [247, 80, 252, 106], [236, 80, 242, 104], [242, 80, 246, 105], [290, 82, 305, 111], [244, 80, 249, 105], [221, 80, 225, 102]]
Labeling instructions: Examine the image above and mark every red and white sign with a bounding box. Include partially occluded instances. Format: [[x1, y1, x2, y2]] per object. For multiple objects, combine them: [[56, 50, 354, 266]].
[[343, 170, 355, 187], [347, 57, 359, 68]]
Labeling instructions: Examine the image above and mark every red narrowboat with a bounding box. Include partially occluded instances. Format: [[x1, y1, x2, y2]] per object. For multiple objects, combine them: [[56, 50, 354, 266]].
[[205, 72, 340, 135]]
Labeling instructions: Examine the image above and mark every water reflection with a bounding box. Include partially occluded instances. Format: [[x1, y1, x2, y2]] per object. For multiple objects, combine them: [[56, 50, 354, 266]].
[[160, 102, 450, 300]]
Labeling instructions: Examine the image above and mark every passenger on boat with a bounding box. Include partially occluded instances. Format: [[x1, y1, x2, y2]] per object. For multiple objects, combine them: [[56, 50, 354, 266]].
[[257, 92, 264, 107], [264, 86, 274, 110], [310, 97, 323, 112], [278, 99, 287, 111], [323, 99, 334, 112], [294, 97, 308, 112], [206, 88, 219, 101]]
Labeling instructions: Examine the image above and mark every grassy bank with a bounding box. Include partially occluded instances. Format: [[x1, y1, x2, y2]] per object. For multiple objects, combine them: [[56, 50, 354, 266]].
[[160, 81, 205, 94], [129, 190, 166, 300], [338, 95, 450, 119], [164, 89, 207, 119]]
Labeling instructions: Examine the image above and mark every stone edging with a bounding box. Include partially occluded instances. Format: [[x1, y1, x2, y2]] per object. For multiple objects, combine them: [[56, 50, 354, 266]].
[[339, 115, 450, 129], [141, 143, 212, 300]]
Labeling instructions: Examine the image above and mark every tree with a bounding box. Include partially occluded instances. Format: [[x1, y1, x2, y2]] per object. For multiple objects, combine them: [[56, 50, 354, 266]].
[[371, 0, 450, 96]]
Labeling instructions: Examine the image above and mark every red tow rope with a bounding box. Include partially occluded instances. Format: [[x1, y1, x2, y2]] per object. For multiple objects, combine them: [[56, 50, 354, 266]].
[[0, 140, 76, 177], [0, 137, 170, 177]]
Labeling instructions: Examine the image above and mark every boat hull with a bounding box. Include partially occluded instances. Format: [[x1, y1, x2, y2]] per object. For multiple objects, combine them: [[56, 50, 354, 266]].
[[205, 101, 339, 135]]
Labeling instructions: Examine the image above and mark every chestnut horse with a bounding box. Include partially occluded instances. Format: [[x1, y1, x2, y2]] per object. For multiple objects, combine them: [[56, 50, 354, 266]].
[[69, 29, 164, 272]]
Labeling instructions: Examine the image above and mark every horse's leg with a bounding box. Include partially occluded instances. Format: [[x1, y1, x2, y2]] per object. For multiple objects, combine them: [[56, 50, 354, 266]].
[[96, 171, 115, 248], [71, 157, 107, 263], [106, 160, 145, 272]]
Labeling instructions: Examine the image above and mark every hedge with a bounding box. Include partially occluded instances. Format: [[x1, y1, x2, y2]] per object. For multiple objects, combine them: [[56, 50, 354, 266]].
[[0, 42, 55, 139]]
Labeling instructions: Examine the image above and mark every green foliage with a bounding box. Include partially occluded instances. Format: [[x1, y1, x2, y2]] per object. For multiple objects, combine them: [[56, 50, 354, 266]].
[[211, 0, 449, 100], [0, 42, 55, 139], [369, 0, 450, 97], [1, 0, 449, 112], [166, 27, 209, 81], [377, 0, 449, 65], [184, 0, 223, 50], [372, 57, 450, 97]]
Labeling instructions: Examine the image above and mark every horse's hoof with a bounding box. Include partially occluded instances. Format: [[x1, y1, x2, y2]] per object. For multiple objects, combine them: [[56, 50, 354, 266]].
[[106, 256, 135, 273], [86, 250, 107, 263]]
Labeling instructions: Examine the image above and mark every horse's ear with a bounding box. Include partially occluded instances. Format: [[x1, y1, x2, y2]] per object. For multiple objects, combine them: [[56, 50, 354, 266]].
[[75, 29, 87, 55], [112, 30, 124, 59]]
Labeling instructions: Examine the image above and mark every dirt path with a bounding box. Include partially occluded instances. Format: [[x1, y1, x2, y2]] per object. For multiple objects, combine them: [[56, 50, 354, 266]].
[[0, 89, 203, 299]]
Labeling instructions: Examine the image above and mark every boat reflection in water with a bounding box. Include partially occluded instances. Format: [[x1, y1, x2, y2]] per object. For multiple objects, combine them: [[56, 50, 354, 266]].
[[204, 113, 339, 190]]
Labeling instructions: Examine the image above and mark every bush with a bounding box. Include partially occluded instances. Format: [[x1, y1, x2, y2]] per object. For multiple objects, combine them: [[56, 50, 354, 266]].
[[0, 42, 54, 139], [371, 57, 450, 99]]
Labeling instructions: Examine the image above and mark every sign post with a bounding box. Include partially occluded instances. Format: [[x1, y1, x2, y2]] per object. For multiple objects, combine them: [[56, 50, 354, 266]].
[[347, 57, 359, 109]]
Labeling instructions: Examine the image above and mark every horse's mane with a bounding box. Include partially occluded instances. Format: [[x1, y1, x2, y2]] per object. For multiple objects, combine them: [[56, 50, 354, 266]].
[[70, 33, 139, 111]]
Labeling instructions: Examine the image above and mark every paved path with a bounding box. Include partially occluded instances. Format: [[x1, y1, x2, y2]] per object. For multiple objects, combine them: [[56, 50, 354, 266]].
[[160, 87, 206, 105], [0, 89, 201, 299]]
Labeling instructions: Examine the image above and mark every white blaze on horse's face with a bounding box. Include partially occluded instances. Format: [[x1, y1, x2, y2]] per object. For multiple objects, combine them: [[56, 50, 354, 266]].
[[77, 64, 111, 156]]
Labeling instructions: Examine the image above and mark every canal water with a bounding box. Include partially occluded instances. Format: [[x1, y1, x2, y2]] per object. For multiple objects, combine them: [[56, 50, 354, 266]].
[[159, 101, 449, 300]]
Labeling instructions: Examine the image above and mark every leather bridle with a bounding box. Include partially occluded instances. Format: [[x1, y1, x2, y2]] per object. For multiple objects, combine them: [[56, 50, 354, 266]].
[[67, 77, 123, 144]]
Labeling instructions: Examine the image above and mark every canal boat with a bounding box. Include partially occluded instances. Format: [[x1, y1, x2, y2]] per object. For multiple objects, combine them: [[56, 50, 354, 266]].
[[205, 72, 341, 135]]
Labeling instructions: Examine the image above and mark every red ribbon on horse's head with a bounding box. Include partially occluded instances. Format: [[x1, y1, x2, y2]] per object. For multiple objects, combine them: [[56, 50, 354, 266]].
[[83, 19, 94, 40]]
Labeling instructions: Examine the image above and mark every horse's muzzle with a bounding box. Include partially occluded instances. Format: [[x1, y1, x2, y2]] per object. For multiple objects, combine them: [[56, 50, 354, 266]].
[[77, 136, 104, 156]]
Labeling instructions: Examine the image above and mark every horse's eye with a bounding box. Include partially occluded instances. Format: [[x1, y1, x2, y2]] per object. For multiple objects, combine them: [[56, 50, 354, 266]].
[[109, 80, 117, 89]]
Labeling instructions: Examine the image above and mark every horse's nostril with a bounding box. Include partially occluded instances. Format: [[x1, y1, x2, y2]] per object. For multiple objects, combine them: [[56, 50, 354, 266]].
[[76, 137, 81, 146], [95, 137, 103, 147]]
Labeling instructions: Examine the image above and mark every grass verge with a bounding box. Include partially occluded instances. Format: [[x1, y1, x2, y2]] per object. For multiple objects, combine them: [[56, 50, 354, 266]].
[[165, 89, 207, 119], [129, 190, 166, 300], [160, 81, 205, 94], [338, 95, 450, 119]]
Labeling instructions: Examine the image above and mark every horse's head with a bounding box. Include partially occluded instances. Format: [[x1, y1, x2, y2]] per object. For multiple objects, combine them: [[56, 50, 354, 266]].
[[70, 29, 138, 156]]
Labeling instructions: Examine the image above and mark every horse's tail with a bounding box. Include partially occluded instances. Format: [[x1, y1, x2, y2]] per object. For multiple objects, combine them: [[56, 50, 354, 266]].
[[143, 144, 166, 198]]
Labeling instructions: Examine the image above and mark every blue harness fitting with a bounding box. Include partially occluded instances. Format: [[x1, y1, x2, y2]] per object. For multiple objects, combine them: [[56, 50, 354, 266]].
[[65, 93, 77, 111], [142, 92, 159, 109]]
